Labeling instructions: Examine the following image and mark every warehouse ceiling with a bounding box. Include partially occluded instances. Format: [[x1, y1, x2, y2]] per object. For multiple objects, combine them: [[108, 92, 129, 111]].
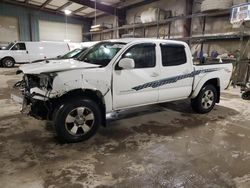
[[3, 0, 151, 19]]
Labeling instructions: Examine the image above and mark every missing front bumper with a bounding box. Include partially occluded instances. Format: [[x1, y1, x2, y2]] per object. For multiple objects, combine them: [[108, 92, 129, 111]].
[[11, 88, 31, 114], [11, 86, 52, 120]]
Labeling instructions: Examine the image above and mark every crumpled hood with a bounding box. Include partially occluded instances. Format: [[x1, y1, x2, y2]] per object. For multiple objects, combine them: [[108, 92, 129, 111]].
[[19, 59, 100, 74]]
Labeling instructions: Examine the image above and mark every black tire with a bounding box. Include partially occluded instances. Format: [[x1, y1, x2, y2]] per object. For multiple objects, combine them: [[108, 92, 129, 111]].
[[2, 57, 15, 68], [191, 84, 217, 114], [54, 98, 102, 143], [242, 92, 250, 100]]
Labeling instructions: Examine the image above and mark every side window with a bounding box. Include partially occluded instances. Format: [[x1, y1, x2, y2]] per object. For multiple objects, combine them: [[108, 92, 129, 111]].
[[11, 43, 26, 51], [161, 44, 187, 66], [122, 43, 156, 68]]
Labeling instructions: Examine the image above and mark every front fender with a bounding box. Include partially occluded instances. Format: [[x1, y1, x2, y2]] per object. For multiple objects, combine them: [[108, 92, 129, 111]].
[[0, 56, 15, 62], [50, 78, 110, 98]]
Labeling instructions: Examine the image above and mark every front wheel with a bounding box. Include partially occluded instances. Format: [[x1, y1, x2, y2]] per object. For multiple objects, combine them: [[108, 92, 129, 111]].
[[2, 57, 15, 68], [54, 98, 102, 143], [191, 85, 217, 114]]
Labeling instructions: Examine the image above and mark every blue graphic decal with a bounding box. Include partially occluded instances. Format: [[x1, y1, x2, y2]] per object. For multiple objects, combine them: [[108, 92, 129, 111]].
[[132, 68, 220, 91]]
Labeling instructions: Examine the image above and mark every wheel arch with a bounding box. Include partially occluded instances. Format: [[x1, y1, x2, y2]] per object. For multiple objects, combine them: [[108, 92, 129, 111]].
[[1, 56, 16, 62], [204, 78, 220, 103], [192, 77, 220, 103], [53, 88, 106, 126]]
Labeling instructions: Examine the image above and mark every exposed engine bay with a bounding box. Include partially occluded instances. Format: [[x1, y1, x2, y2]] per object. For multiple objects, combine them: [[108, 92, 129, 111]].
[[14, 73, 57, 120]]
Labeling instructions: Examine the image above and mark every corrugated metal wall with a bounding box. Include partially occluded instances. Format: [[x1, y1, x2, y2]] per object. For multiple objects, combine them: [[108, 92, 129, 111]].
[[0, 2, 91, 42]]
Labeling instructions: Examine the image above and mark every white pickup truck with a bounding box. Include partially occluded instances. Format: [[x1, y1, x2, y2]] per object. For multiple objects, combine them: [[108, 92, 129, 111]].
[[14, 38, 233, 143]]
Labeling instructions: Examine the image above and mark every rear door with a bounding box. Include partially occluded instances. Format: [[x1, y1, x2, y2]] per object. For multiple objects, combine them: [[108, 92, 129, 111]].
[[10, 42, 29, 63], [158, 43, 193, 101], [112, 42, 160, 109]]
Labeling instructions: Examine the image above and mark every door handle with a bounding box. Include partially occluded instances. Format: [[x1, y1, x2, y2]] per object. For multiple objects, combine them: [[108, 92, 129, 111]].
[[26, 51, 28, 54], [150, 72, 159, 77]]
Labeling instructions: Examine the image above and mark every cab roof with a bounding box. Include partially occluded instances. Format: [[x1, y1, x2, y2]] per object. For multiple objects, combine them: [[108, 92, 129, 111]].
[[104, 38, 187, 45]]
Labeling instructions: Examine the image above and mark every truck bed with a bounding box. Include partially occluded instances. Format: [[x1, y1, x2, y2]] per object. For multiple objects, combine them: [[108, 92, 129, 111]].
[[193, 62, 233, 93]]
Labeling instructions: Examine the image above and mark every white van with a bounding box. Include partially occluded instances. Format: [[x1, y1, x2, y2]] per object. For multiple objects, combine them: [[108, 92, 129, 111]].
[[32, 41, 99, 63], [0, 41, 70, 67]]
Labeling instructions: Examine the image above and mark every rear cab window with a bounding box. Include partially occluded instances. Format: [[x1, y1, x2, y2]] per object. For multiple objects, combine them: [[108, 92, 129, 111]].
[[160, 43, 187, 66]]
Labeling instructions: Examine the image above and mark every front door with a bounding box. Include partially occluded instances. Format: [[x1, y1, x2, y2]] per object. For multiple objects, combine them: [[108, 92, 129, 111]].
[[112, 43, 160, 110], [10, 43, 29, 63]]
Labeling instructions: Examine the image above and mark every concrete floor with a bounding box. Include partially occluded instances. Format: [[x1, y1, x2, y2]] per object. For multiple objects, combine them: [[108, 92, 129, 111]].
[[0, 67, 250, 188]]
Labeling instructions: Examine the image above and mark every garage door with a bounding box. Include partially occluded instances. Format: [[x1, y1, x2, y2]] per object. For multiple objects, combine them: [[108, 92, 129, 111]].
[[39, 20, 82, 42], [0, 16, 19, 44]]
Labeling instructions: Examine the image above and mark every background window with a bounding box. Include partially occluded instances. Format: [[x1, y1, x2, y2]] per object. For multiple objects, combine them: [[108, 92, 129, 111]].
[[39, 20, 82, 42], [0, 16, 19, 45], [161, 44, 187, 66], [122, 43, 156, 68]]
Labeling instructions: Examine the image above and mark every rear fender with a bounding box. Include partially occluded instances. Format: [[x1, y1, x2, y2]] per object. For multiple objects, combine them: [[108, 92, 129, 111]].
[[191, 72, 220, 99]]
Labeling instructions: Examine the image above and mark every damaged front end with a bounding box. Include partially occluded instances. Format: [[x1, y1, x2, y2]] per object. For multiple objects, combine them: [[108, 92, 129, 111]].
[[13, 73, 57, 120]]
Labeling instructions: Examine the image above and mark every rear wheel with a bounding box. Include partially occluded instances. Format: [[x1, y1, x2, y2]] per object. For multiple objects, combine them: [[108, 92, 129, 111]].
[[191, 85, 217, 114], [54, 98, 101, 143], [2, 57, 15, 68]]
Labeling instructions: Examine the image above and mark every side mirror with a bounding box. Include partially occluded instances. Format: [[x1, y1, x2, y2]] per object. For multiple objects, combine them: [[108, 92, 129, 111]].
[[118, 58, 135, 70]]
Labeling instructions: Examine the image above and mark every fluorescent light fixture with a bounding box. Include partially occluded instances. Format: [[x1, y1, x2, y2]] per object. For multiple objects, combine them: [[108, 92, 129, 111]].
[[64, 10, 72, 15], [91, 24, 102, 29]]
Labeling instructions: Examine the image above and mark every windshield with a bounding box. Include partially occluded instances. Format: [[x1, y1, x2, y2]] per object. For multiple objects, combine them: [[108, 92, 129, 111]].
[[72, 47, 88, 59], [5, 42, 14, 50], [60, 48, 83, 59], [77, 42, 126, 66]]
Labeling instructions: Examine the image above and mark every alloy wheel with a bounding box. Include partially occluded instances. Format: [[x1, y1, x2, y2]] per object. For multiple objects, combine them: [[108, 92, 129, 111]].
[[65, 107, 95, 136], [201, 90, 214, 109]]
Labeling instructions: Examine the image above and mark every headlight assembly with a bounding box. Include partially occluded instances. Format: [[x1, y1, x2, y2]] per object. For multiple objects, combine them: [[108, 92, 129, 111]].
[[22, 73, 57, 91], [39, 74, 50, 89], [39, 73, 57, 90]]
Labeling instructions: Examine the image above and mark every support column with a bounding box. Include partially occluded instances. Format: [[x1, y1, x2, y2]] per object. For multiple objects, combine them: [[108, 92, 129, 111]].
[[29, 13, 39, 41], [117, 9, 126, 38], [183, 0, 194, 40]]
